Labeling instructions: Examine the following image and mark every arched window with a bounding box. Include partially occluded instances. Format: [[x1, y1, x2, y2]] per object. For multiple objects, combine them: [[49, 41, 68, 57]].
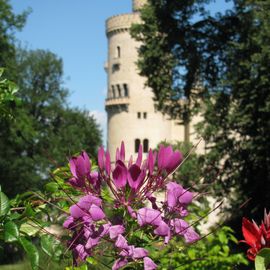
[[117, 46, 121, 58], [117, 84, 121, 97], [135, 139, 140, 153], [143, 139, 149, 153], [112, 85, 116, 98], [123, 84, 129, 97]]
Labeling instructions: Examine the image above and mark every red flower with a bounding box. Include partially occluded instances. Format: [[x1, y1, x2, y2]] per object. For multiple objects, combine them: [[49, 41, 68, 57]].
[[240, 210, 270, 261]]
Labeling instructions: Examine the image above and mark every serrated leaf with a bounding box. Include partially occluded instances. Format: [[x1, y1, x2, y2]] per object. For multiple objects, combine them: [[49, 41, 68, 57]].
[[4, 221, 19, 242], [255, 248, 270, 270], [0, 191, 10, 216], [20, 237, 39, 270]]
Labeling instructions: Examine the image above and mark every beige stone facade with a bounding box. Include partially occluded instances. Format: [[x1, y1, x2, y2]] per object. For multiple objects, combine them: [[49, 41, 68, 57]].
[[105, 0, 203, 159]]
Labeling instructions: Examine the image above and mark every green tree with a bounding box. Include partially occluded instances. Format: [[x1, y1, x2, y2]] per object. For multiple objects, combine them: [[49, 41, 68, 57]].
[[0, 0, 30, 79], [132, 0, 270, 237], [0, 49, 102, 197]]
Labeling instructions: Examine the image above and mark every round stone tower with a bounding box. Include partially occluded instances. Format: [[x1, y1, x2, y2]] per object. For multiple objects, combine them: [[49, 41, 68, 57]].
[[105, 0, 184, 160]]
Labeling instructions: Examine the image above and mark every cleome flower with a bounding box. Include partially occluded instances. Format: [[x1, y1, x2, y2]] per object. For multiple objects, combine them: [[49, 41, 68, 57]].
[[240, 209, 270, 261], [63, 141, 200, 269]]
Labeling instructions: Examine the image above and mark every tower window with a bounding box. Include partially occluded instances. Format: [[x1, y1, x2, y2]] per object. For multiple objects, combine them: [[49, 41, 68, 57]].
[[117, 84, 121, 97], [123, 84, 129, 97], [143, 112, 147, 119], [112, 63, 120, 72], [143, 139, 149, 153], [135, 139, 140, 153], [117, 46, 121, 58], [112, 85, 116, 98], [137, 112, 141, 119]]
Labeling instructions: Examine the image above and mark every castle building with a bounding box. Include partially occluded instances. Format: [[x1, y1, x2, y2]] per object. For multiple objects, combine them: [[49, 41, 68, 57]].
[[105, 0, 203, 159]]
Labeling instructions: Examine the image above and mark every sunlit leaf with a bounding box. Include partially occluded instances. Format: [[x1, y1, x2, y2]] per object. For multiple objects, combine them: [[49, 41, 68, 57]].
[[0, 190, 10, 216], [255, 248, 270, 270]]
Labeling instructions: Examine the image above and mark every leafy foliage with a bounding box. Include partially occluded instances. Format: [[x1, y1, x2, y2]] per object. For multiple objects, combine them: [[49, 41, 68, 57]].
[[0, 49, 102, 197], [132, 0, 270, 238], [150, 226, 248, 270]]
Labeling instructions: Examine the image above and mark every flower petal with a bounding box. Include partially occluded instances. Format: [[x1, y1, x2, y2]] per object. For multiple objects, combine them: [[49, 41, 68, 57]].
[[112, 161, 128, 189], [137, 208, 162, 227], [154, 221, 170, 236], [89, 205, 105, 221], [109, 225, 125, 239], [144, 257, 157, 270], [112, 258, 128, 270], [115, 234, 129, 250]]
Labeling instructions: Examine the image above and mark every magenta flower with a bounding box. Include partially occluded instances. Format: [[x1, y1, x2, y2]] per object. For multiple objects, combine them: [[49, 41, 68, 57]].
[[69, 151, 101, 193], [171, 218, 200, 243], [158, 145, 183, 174], [64, 141, 199, 269], [74, 244, 88, 261], [127, 164, 145, 190], [146, 149, 156, 175], [70, 151, 91, 179], [98, 146, 111, 175], [112, 160, 128, 189], [166, 182, 193, 210], [69, 194, 105, 221]]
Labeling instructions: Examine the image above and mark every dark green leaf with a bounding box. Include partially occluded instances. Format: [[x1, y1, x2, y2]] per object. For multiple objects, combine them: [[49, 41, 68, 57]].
[[20, 237, 39, 270], [41, 234, 62, 258], [4, 221, 19, 242]]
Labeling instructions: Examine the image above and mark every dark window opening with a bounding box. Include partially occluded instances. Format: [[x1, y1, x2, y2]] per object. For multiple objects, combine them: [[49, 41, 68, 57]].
[[112, 63, 120, 72], [143, 139, 149, 153], [143, 112, 147, 119], [112, 85, 115, 98], [117, 84, 121, 97], [123, 84, 129, 97], [135, 139, 140, 153], [137, 112, 141, 119], [117, 46, 121, 58]]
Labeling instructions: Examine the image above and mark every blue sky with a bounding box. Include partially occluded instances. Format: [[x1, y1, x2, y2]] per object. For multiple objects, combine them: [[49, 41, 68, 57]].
[[10, 0, 231, 145]]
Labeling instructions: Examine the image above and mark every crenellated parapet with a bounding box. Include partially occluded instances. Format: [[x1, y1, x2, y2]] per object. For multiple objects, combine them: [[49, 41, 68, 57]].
[[106, 13, 141, 37]]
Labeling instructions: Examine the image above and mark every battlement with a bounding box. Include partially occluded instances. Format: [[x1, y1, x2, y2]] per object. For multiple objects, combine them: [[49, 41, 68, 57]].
[[106, 13, 141, 36]]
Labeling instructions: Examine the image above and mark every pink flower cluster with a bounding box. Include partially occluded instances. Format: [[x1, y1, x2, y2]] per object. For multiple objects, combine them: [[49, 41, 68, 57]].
[[63, 142, 200, 269]]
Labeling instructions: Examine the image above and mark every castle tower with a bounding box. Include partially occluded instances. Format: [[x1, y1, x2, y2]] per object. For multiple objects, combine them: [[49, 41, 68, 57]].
[[105, 0, 185, 159]]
